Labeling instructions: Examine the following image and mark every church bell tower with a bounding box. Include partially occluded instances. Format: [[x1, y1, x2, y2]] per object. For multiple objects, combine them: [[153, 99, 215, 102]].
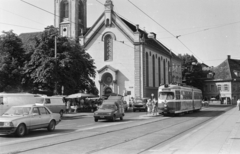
[[54, 0, 87, 39]]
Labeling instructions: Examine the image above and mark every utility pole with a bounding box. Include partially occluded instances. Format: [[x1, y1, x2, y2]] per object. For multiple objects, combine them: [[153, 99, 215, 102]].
[[45, 26, 58, 95]]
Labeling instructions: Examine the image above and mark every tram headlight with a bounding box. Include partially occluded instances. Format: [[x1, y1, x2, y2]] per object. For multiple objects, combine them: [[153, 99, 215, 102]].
[[164, 104, 167, 107]]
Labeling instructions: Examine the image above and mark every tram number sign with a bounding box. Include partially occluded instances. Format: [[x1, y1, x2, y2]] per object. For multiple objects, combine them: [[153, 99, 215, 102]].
[[162, 89, 170, 91]]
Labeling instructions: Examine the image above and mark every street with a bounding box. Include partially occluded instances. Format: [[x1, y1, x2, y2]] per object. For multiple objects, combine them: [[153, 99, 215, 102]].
[[0, 105, 233, 154]]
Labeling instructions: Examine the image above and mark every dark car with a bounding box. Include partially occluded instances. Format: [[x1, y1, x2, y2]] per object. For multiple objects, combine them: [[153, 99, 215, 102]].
[[133, 98, 149, 112], [93, 96, 125, 122]]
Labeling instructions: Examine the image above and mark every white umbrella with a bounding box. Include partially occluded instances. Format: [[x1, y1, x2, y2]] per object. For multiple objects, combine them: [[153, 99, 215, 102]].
[[66, 93, 98, 99]]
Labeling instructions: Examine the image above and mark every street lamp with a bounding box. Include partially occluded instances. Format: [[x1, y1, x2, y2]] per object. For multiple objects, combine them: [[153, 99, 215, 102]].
[[151, 93, 154, 100]]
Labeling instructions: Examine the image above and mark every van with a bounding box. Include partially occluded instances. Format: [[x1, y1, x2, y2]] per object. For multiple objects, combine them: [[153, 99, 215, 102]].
[[0, 93, 37, 115], [93, 96, 125, 122], [35, 96, 66, 117], [133, 98, 149, 112]]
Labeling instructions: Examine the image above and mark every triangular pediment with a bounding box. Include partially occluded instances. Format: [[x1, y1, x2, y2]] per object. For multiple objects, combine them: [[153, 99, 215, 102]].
[[97, 65, 118, 84], [83, 11, 137, 47], [97, 65, 118, 74]]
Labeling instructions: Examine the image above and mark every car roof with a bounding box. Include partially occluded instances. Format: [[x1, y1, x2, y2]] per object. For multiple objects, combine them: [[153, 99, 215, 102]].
[[136, 98, 149, 100], [12, 104, 43, 107]]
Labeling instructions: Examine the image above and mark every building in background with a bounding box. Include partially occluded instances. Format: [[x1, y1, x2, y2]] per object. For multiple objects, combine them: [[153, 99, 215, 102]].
[[171, 52, 182, 84], [204, 55, 240, 105], [53, 0, 182, 101]]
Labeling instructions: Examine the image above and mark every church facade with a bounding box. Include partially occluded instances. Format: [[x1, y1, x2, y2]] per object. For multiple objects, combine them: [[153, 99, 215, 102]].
[[54, 0, 182, 101]]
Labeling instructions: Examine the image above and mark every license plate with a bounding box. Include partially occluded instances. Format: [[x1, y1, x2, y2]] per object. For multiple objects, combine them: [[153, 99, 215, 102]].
[[100, 116, 105, 118]]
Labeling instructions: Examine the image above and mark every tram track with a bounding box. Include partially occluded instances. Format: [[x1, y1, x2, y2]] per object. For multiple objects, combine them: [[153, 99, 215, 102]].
[[1, 116, 172, 154], [86, 112, 218, 154], [1, 108, 230, 154]]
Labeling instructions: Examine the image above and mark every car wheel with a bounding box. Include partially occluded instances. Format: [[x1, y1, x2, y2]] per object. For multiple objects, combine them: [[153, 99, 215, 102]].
[[15, 124, 26, 137], [111, 115, 116, 122], [94, 118, 98, 122], [47, 120, 56, 132], [120, 116, 123, 121], [59, 110, 64, 118], [133, 109, 135, 112]]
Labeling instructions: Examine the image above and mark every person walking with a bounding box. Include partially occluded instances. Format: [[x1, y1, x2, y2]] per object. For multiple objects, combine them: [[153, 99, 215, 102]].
[[67, 99, 71, 113], [237, 99, 240, 111], [152, 98, 158, 116], [146, 99, 152, 115]]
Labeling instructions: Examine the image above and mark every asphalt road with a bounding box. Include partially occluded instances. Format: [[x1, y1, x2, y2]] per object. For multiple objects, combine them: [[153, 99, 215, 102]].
[[0, 106, 233, 154]]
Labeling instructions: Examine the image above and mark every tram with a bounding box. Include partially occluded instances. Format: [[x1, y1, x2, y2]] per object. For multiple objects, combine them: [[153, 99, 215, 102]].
[[158, 84, 202, 116]]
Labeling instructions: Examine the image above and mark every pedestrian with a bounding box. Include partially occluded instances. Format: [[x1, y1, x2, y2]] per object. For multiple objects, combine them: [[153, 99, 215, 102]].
[[67, 99, 71, 113], [237, 99, 240, 111], [152, 98, 158, 116], [146, 99, 152, 115]]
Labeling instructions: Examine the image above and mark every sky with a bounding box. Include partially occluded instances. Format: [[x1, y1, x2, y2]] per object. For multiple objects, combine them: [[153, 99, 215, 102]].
[[0, 0, 239, 67]]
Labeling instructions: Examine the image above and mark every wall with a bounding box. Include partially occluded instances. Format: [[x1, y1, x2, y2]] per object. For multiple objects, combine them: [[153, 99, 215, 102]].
[[85, 24, 135, 98]]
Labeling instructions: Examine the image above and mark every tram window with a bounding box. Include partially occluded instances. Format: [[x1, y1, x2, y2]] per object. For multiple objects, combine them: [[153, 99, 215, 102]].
[[159, 92, 174, 100], [176, 91, 180, 100]]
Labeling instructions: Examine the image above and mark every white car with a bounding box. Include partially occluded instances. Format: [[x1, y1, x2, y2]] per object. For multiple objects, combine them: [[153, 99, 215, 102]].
[[0, 104, 61, 137]]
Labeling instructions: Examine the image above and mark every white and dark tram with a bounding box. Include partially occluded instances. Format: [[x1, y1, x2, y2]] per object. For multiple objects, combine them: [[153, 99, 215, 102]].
[[158, 84, 202, 116]]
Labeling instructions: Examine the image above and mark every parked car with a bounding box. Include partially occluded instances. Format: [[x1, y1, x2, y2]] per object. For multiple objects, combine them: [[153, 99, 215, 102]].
[[0, 93, 37, 116], [35, 96, 66, 117], [94, 96, 125, 122], [0, 104, 61, 137], [133, 98, 149, 112]]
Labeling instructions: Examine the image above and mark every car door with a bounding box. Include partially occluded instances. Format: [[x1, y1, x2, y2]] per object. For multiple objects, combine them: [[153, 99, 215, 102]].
[[38, 107, 51, 127], [30, 107, 42, 129], [44, 99, 54, 112]]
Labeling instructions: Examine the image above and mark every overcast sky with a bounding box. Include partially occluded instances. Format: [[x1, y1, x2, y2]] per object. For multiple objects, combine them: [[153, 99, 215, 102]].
[[0, 0, 239, 67]]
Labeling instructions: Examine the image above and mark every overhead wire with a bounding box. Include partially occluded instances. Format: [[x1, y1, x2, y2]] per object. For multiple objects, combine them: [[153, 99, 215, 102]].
[[20, 0, 76, 25], [176, 20, 240, 38], [0, 22, 43, 31], [0, 7, 46, 26], [127, 0, 204, 63], [95, 0, 180, 55]]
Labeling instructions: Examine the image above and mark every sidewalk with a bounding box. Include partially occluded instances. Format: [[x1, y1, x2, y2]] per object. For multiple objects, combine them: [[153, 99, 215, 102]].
[[147, 105, 240, 154]]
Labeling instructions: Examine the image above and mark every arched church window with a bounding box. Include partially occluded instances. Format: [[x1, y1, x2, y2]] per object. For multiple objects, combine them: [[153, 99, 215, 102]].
[[158, 57, 161, 85], [146, 52, 149, 87], [152, 55, 155, 87], [60, 0, 69, 21], [104, 34, 113, 61], [168, 61, 170, 83], [163, 59, 166, 84]]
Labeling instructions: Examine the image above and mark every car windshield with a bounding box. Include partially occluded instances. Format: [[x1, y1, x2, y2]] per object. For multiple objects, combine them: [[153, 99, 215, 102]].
[[100, 104, 116, 110], [159, 92, 174, 100], [3, 107, 31, 116], [135, 100, 144, 103]]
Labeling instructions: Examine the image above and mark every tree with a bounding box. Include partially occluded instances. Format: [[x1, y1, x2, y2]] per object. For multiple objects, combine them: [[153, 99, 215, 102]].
[[23, 26, 98, 95], [0, 31, 26, 92], [178, 54, 211, 91]]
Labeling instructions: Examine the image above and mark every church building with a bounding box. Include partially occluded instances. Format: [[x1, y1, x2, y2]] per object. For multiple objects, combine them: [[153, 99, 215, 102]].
[[54, 0, 182, 100]]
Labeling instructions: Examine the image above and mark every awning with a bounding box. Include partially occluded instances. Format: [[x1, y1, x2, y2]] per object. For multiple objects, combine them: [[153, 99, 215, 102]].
[[66, 93, 98, 99]]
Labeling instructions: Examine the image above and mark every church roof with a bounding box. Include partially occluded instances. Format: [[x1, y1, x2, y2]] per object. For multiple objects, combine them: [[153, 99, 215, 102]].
[[19, 32, 42, 49], [213, 58, 240, 80], [19, 32, 42, 44], [118, 16, 171, 56]]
